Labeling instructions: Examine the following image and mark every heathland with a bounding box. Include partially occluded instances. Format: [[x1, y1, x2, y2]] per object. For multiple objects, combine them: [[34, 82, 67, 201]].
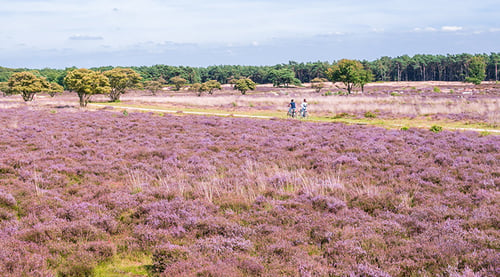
[[0, 82, 499, 276]]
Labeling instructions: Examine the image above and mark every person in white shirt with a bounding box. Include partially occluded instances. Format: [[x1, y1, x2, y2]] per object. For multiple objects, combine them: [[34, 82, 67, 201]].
[[300, 99, 307, 118]]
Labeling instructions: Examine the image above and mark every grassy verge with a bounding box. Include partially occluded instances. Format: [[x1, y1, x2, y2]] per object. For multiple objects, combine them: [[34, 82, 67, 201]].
[[90, 102, 500, 133], [93, 253, 152, 277]]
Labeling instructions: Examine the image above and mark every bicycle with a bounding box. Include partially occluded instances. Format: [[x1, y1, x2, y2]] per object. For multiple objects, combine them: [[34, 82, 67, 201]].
[[299, 108, 307, 119], [287, 108, 297, 118]]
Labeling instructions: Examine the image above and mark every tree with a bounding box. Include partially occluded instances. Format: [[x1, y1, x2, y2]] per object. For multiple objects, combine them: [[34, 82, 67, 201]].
[[491, 53, 500, 81], [310, 77, 328, 93], [46, 82, 64, 97], [169, 76, 187, 91], [234, 78, 256, 95], [144, 80, 163, 96], [326, 59, 365, 94], [0, 82, 8, 96], [201, 80, 222, 95], [104, 68, 141, 102], [359, 69, 373, 93], [268, 68, 301, 87], [64, 69, 110, 107], [189, 83, 203, 96], [465, 56, 486, 85], [7, 71, 51, 101]]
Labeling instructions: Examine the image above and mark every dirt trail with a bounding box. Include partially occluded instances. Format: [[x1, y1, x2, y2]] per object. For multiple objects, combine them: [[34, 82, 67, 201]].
[[90, 104, 500, 134]]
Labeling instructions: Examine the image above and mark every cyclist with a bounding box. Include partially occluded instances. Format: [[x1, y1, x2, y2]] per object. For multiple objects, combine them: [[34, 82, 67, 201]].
[[288, 99, 296, 117], [300, 99, 307, 118]]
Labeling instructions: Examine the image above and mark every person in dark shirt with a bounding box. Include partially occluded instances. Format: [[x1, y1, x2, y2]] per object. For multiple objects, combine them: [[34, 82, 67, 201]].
[[288, 99, 296, 117]]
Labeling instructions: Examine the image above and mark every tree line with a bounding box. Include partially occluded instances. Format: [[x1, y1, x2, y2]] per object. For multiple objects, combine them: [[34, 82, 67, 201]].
[[0, 53, 495, 107], [1, 53, 498, 87]]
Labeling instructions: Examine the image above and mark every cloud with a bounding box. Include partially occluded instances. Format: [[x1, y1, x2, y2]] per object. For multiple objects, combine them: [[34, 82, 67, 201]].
[[68, 34, 104, 41], [0, 1, 499, 68], [441, 26, 463, 32], [413, 27, 437, 32]]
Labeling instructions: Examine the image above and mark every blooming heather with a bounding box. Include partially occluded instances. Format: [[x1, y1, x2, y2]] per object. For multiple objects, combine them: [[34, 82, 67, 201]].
[[0, 106, 498, 276]]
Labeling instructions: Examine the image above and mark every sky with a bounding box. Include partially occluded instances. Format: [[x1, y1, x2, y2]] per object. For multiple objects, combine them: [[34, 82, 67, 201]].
[[0, 0, 499, 68]]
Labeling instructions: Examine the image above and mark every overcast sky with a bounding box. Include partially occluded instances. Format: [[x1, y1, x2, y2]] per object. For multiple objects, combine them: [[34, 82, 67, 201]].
[[1, 0, 499, 68]]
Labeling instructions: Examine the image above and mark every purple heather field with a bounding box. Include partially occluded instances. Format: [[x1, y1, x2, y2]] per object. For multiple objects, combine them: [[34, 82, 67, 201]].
[[0, 106, 498, 276]]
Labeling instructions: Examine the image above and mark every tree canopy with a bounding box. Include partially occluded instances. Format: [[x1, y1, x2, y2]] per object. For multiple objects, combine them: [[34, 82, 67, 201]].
[[46, 82, 64, 97], [189, 83, 203, 96], [104, 68, 141, 102], [200, 80, 222, 95], [465, 56, 486, 85], [64, 69, 111, 107], [169, 76, 188, 91], [234, 78, 256, 95], [310, 77, 328, 93], [326, 59, 369, 94], [7, 71, 51, 101], [2, 53, 500, 89], [144, 80, 163, 96], [268, 68, 301, 87]]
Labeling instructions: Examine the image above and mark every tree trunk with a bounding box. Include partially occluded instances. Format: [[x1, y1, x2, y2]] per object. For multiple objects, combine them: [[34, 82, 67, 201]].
[[397, 64, 401, 82], [22, 92, 35, 102], [496, 62, 498, 82], [109, 89, 120, 102], [78, 93, 91, 107]]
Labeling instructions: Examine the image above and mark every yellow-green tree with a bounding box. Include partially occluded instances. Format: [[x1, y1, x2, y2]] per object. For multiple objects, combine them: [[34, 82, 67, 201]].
[[144, 80, 163, 96], [64, 69, 111, 107], [234, 78, 256, 95], [7, 71, 51, 101], [46, 82, 64, 97], [169, 76, 187, 91], [189, 83, 203, 96], [0, 82, 9, 96], [310, 77, 328, 93], [104, 68, 141, 101], [200, 80, 222, 95]]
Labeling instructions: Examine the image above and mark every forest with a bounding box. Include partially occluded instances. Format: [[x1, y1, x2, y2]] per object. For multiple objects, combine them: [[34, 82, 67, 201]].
[[1, 53, 499, 87]]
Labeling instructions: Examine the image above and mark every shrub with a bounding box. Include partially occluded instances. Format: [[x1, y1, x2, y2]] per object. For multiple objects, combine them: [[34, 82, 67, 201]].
[[0, 191, 17, 208], [430, 125, 443, 133], [433, 86, 441, 93], [84, 241, 116, 262], [364, 111, 377, 118], [152, 244, 189, 274], [311, 195, 346, 213], [195, 236, 253, 256], [57, 252, 96, 277], [237, 257, 264, 276], [333, 112, 349, 119]]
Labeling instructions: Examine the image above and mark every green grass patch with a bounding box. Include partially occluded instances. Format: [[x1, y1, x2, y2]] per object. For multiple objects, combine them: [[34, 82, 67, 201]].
[[364, 111, 377, 118], [93, 253, 152, 277], [430, 125, 443, 133]]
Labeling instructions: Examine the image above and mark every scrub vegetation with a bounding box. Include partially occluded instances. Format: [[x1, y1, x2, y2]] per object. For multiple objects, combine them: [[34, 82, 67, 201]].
[[0, 106, 498, 276]]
